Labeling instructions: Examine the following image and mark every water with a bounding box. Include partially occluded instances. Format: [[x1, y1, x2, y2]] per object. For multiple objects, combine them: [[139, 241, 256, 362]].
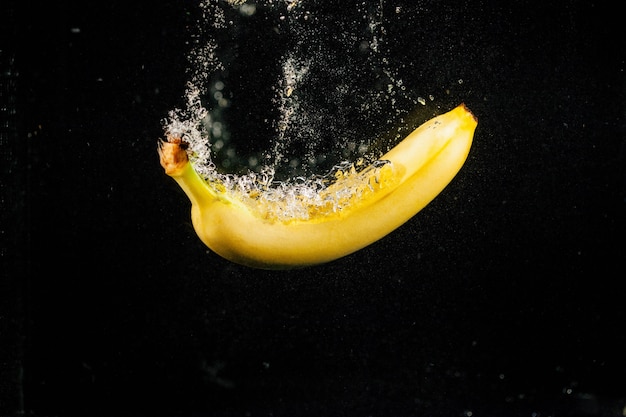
[[163, 0, 434, 221]]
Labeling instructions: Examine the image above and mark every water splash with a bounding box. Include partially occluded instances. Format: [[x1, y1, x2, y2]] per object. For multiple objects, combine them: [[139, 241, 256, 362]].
[[164, 0, 424, 221]]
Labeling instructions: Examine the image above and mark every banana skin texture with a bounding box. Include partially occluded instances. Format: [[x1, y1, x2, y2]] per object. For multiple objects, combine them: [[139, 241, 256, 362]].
[[159, 104, 477, 269]]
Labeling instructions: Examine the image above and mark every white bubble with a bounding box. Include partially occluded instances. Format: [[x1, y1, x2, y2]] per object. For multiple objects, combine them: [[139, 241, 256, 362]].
[[240, 3, 256, 16], [163, 0, 424, 221]]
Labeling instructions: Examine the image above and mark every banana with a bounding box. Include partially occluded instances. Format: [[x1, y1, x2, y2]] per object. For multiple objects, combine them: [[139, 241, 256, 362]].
[[159, 103, 477, 269]]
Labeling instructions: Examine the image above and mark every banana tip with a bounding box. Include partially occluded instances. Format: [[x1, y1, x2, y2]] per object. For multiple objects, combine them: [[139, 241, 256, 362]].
[[459, 103, 478, 123], [158, 137, 190, 176]]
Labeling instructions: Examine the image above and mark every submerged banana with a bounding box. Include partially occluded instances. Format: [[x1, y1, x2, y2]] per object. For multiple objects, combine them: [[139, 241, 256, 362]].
[[159, 104, 477, 269]]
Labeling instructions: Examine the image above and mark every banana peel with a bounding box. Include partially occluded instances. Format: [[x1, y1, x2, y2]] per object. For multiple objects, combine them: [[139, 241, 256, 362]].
[[159, 103, 477, 269]]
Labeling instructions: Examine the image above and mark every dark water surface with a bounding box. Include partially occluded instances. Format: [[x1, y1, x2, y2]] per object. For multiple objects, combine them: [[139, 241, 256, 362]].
[[2, 1, 625, 416]]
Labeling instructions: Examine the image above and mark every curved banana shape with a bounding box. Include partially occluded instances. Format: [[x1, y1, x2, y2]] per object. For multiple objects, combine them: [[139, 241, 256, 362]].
[[159, 104, 477, 269]]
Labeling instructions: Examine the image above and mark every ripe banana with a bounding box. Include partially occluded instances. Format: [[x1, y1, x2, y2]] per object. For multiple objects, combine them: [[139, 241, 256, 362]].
[[159, 103, 477, 269]]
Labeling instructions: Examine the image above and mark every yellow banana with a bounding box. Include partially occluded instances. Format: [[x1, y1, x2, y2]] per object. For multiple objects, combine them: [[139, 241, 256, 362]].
[[159, 103, 477, 269]]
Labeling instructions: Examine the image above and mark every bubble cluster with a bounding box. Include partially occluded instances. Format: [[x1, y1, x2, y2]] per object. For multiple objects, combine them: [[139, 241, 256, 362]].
[[164, 0, 423, 221]]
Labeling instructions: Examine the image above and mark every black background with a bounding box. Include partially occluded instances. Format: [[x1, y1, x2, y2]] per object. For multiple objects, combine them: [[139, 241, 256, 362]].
[[2, 0, 625, 416]]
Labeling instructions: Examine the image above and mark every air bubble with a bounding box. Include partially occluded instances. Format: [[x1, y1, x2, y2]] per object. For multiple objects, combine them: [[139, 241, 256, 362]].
[[163, 0, 433, 222]]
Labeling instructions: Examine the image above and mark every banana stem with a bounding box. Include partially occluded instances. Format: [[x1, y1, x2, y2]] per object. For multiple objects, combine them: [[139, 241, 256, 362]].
[[158, 139, 218, 206]]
